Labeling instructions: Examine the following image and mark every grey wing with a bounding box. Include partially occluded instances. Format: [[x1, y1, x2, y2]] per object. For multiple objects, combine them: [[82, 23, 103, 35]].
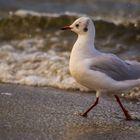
[[90, 54, 140, 81]]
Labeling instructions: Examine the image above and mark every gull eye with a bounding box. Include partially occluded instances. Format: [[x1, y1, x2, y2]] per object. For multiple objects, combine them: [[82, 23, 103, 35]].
[[75, 24, 79, 28]]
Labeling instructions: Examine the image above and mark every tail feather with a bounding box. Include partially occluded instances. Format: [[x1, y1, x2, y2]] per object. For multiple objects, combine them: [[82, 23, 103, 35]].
[[115, 78, 140, 91]]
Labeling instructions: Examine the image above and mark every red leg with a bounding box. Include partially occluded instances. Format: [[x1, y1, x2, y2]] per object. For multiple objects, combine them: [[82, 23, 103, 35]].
[[114, 95, 132, 120], [80, 97, 99, 117]]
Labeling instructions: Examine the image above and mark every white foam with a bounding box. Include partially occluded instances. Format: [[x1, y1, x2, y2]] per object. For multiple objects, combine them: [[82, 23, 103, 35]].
[[0, 37, 139, 99], [14, 10, 61, 18], [0, 92, 12, 96], [0, 39, 87, 91]]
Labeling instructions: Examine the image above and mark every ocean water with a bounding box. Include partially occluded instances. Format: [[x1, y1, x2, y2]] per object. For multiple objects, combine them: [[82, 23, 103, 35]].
[[0, 1, 140, 100]]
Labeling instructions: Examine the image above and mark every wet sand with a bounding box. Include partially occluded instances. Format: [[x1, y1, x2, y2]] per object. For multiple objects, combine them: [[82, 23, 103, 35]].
[[0, 84, 139, 140]]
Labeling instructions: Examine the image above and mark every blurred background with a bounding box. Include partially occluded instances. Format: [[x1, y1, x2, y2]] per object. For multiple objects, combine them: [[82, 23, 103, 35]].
[[0, 0, 140, 19], [0, 0, 140, 100]]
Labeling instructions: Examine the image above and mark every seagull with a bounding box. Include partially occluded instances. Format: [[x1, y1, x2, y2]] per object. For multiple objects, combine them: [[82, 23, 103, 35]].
[[61, 17, 140, 120]]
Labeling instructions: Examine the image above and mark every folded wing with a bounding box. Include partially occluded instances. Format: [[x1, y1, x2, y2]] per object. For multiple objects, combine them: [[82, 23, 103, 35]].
[[90, 54, 140, 81]]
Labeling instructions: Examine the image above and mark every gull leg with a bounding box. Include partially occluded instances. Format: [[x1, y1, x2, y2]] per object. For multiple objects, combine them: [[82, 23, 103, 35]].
[[114, 95, 132, 120], [80, 97, 99, 117]]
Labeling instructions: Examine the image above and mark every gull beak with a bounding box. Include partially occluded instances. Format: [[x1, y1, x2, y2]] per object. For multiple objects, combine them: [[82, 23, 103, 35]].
[[61, 26, 72, 30]]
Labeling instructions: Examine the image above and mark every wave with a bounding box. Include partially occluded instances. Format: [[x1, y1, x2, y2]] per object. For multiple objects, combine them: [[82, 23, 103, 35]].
[[0, 10, 140, 44]]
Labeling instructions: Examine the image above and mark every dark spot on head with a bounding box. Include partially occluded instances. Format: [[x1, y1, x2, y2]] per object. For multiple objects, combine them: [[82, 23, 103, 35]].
[[83, 27, 88, 32], [75, 24, 79, 28]]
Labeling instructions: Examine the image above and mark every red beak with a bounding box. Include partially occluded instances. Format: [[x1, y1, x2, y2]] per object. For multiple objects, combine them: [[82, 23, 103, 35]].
[[61, 26, 72, 30]]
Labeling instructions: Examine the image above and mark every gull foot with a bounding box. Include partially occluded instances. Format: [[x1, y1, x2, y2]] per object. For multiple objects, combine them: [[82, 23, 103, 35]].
[[124, 109, 133, 121], [79, 112, 88, 118], [125, 115, 133, 121]]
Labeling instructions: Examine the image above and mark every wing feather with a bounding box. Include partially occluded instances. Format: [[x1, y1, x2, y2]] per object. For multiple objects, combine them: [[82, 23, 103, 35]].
[[90, 54, 140, 81]]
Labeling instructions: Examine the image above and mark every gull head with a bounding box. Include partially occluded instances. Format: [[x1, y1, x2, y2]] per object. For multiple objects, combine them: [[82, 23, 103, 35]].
[[61, 17, 95, 35]]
